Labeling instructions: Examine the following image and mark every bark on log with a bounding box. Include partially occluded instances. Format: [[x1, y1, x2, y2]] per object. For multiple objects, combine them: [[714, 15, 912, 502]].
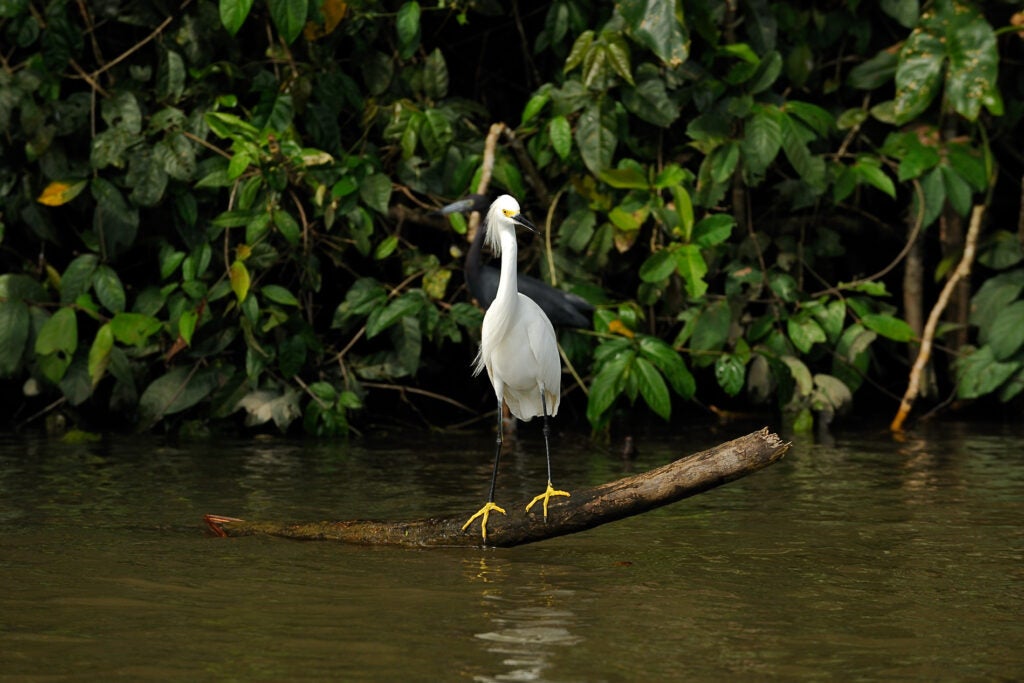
[[204, 427, 788, 548]]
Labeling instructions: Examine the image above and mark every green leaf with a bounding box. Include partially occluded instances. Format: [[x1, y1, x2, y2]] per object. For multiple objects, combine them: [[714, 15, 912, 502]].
[[787, 315, 827, 353], [604, 35, 635, 85], [564, 30, 594, 73], [618, 0, 689, 67], [634, 356, 670, 419], [781, 355, 813, 397], [420, 109, 453, 158], [88, 323, 114, 387], [944, 3, 1002, 121], [941, 164, 973, 217], [693, 214, 734, 248], [521, 90, 551, 124], [36, 307, 78, 356], [549, 116, 572, 160], [422, 48, 449, 100], [268, 0, 306, 44], [848, 49, 899, 90], [715, 354, 745, 396], [229, 260, 250, 303], [780, 114, 826, 191], [92, 265, 126, 314], [813, 299, 847, 343], [333, 278, 388, 327], [110, 312, 162, 347], [743, 108, 782, 176], [0, 301, 30, 376], [365, 291, 423, 339], [674, 244, 708, 299], [957, 345, 1020, 399], [374, 235, 399, 260], [61, 253, 98, 304], [139, 366, 221, 427], [101, 91, 142, 134], [622, 74, 679, 127], [273, 209, 301, 245], [639, 250, 678, 283], [671, 185, 694, 241], [178, 309, 198, 346], [855, 158, 896, 198], [861, 313, 915, 342], [360, 173, 392, 214], [262, 284, 300, 307], [92, 177, 139, 258], [709, 142, 740, 184], [832, 323, 876, 392], [36, 307, 78, 383], [575, 102, 617, 176], [970, 269, 1024, 338], [600, 167, 648, 190], [690, 300, 731, 357], [769, 272, 798, 302], [396, 1, 421, 60], [219, 0, 255, 36], [813, 373, 854, 413], [919, 167, 946, 227], [987, 300, 1024, 361], [893, 17, 945, 123], [586, 352, 633, 427], [639, 336, 695, 398]]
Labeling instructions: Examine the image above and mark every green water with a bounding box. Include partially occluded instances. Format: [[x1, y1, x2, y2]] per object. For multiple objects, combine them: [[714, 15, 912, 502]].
[[1, 422, 1022, 681]]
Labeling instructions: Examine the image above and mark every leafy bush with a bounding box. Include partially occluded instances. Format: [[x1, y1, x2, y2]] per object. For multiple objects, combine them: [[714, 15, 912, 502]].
[[1, 0, 1021, 435]]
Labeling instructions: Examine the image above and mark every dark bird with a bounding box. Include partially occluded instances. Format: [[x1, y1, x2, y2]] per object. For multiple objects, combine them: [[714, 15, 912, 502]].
[[436, 194, 593, 328]]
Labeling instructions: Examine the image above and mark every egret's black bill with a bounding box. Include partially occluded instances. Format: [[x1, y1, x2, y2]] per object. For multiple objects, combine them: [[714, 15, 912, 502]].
[[512, 213, 538, 233]]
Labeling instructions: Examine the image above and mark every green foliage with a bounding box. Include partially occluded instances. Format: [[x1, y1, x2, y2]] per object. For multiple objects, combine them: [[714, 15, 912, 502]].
[[0, 0, 1019, 435]]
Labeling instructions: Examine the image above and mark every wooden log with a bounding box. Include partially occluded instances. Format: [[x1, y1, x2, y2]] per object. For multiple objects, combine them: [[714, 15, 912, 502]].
[[204, 427, 788, 548]]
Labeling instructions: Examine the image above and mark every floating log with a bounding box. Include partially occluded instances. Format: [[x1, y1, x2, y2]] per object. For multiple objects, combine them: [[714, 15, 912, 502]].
[[204, 427, 788, 548]]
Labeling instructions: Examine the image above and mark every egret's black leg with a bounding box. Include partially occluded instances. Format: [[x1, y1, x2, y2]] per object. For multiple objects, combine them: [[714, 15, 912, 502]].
[[462, 397, 508, 542], [486, 400, 503, 503], [541, 393, 553, 484], [526, 391, 570, 519]]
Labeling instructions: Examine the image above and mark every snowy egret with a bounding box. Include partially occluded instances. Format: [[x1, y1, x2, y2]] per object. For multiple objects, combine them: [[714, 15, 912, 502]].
[[461, 195, 569, 542], [436, 195, 593, 328]]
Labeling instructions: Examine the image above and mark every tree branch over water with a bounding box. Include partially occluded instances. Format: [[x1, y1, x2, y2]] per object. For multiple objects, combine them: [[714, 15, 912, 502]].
[[204, 428, 788, 548]]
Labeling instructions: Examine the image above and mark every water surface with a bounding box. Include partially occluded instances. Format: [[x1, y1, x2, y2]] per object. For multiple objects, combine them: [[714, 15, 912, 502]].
[[1, 422, 1022, 681]]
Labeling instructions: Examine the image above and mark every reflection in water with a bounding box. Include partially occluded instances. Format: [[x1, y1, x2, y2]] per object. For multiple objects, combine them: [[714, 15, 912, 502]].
[[465, 557, 583, 683]]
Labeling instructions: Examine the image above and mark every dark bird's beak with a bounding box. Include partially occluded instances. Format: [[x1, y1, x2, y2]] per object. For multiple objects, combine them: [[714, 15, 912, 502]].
[[430, 194, 490, 216], [512, 213, 538, 234]]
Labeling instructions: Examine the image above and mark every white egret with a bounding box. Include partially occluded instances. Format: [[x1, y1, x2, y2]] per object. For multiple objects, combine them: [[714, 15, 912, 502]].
[[462, 194, 569, 542]]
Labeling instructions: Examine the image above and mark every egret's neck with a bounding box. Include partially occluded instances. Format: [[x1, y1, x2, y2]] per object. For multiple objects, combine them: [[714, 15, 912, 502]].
[[494, 229, 519, 310]]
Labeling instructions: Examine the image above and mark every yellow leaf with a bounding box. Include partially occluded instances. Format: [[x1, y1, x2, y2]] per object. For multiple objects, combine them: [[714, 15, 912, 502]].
[[304, 0, 347, 40], [37, 179, 88, 206], [229, 260, 250, 302], [608, 319, 635, 338], [235, 243, 252, 261], [422, 267, 451, 300]]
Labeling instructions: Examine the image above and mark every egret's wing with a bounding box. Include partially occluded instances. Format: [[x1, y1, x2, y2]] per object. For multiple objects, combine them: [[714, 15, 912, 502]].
[[520, 295, 561, 415]]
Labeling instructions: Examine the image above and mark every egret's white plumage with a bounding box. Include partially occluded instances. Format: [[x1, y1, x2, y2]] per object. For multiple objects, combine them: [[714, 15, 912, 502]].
[[473, 196, 560, 423], [462, 194, 569, 542]]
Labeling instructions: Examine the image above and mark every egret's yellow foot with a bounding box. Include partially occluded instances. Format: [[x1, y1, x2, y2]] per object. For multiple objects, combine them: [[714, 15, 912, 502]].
[[462, 502, 506, 541], [525, 481, 570, 520]]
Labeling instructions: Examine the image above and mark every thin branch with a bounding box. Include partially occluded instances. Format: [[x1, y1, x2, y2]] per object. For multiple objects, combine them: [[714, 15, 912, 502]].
[[812, 179, 926, 298], [361, 382, 476, 413], [891, 204, 985, 431], [469, 122, 506, 240], [543, 188, 564, 285]]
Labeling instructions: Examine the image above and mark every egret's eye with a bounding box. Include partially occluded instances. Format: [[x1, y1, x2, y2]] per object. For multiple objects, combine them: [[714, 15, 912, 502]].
[[502, 209, 515, 218]]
